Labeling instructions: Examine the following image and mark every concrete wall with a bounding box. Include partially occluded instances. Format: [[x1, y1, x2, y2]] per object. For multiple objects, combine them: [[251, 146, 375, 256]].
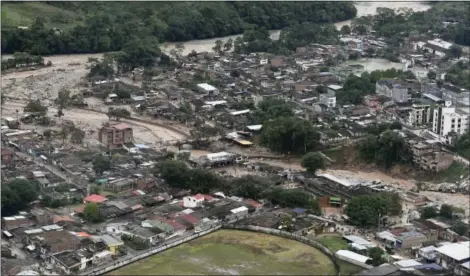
[[223, 224, 341, 276]]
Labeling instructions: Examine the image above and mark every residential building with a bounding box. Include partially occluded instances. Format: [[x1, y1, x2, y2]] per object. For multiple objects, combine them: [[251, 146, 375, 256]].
[[98, 123, 133, 149], [435, 241, 470, 272], [418, 245, 438, 262], [441, 84, 470, 107], [97, 235, 124, 255], [36, 230, 81, 255], [395, 231, 427, 250], [457, 262, 470, 276], [432, 107, 469, 138], [327, 84, 343, 95], [270, 56, 284, 67], [319, 91, 337, 108], [408, 140, 453, 172], [83, 194, 107, 204], [2, 216, 34, 230], [183, 194, 204, 208], [197, 83, 218, 95], [376, 79, 409, 103], [420, 38, 453, 57], [408, 104, 431, 127], [106, 222, 161, 245]]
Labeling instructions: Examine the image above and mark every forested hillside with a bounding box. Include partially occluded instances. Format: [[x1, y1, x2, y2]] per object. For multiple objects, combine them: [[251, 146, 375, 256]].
[[1, 1, 357, 55]]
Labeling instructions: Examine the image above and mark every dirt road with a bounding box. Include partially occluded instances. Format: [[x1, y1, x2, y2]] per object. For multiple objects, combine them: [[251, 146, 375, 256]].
[[1, 100, 186, 144]]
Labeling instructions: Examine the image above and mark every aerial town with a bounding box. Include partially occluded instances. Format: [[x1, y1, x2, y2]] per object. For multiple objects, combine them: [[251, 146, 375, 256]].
[[1, 1, 469, 276]]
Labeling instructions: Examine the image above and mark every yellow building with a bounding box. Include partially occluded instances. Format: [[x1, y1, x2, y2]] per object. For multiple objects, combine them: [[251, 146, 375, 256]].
[[100, 234, 124, 255]]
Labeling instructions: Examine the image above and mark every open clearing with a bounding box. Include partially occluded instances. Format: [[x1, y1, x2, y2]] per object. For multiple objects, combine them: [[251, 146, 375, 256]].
[[109, 230, 337, 275]]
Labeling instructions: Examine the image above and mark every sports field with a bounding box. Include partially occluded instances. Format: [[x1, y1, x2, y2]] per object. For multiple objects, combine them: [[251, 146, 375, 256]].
[[110, 230, 337, 275]]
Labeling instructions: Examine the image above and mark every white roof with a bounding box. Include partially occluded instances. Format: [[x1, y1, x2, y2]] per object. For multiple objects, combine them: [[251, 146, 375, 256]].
[[436, 241, 470, 261], [13, 215, 26, 219], [17, 270, 39, 276], [343, 235, 374, 247], [318, 173, 355, 187], [247, 125, 262, 131], [394, 259, 422, 268], [419, 245, 437, 253], [94, 250, 112, 259], [328, 84, 343, 90], [230, 206, 249, 214], [423, 93, 442, 102], [336, 250, 371, 264], [206, 152, 234, 162], [197, 83, 217, 91], [42, 224, 63, 231], [24, 229, 43, 235], [230, 109, 250, 116], [204, 100, 227, 106], [461, 261, 470, 269], [32, 171, 45, 178], [427, 38, 453, 50], [182, 209, 194, 214]]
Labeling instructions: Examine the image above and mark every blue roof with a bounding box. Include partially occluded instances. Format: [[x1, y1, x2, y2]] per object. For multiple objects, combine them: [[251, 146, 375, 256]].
[[293, 208, 306, 214]]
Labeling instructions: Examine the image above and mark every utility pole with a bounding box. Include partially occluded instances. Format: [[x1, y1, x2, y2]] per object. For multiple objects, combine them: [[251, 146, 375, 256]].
[[378, 213, 382, 231]]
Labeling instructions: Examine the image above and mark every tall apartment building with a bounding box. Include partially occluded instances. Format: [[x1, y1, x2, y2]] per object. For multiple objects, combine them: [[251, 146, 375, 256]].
[[375, 79, 409, 103], [98, 123, 133, 149], [408, 104, 431, 127], [432, 107, 469, 138], [319, 90, 337, 108]]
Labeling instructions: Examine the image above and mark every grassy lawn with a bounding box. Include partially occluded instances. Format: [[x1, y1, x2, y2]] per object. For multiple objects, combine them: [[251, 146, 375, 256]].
[[315, 234, 349, 252], [1, 2, 81, 29], [314, 235, 363, 275], [338, 260, 364, 276], [432, 161, 469, 183], [110, 230, 337, 275]]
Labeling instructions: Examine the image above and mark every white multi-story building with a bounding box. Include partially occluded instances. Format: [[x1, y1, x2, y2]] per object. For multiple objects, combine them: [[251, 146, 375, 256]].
[[319, 91, 336, 108], [432, 107, 469, 137], [376, 79, 409, 103]]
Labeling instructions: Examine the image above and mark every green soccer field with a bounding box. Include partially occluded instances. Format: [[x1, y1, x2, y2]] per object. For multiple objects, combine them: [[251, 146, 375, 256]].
[[110, 230, 338, 275]]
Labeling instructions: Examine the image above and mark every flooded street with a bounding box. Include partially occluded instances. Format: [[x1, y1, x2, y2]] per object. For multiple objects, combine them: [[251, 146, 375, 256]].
[[345, 58, 429, 78]]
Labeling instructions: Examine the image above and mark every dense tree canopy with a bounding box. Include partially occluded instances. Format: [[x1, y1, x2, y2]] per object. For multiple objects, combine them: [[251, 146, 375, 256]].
[[2, 1, 357, 54], [455, 131, 470, 160], [337, 69, 416, 105], [352, 2, 470, 46], [301, 152, 326, 174], [345, 192, 402, 228], [357, 130, 413, 169], [260, 116, 320, 154], [445, 61, 470, 90], [2, 179, 40, 216]]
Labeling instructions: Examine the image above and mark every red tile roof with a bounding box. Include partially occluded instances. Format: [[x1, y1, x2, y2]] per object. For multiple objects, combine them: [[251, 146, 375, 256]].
[[165, 219, 186, 231], [202, 194, 214, 201], [112, 123, 131, 130], [52, 215, 74, 224], [83, 194, 107, 203], [245, 199, 262, 208], [193, 194, 205, 200]]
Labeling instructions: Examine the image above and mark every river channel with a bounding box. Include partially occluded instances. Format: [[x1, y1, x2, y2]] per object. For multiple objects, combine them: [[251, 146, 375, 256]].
[[2, 2, 432, 72]]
